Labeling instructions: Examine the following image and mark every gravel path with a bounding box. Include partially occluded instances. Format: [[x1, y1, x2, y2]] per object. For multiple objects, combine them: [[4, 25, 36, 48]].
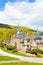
[[20, 57, 43, 64], [0, 49, 23, 59], [0, 60, 20, 64], [0, 49, 43, 64]]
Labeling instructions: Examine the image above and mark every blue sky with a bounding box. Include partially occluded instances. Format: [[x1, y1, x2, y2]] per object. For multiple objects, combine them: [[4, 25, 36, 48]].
[[0, 0, 35, 11], [0, 0, 43, 31]]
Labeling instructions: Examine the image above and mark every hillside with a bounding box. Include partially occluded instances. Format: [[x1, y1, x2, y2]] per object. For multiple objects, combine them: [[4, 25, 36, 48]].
[[0, 23, 42, 46], [0, 23, 11, 29]]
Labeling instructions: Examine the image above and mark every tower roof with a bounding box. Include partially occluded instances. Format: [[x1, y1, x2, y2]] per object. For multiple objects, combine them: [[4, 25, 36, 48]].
[[15, 33, 27, 38], [34, 27, 41, 40], [13, 25, 27, 38]]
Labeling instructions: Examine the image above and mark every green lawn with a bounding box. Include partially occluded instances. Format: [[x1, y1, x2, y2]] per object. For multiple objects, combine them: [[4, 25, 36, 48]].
[[0, 47, 37, 57], [0, 62, 43, 65], [0, 56, 18, 61]]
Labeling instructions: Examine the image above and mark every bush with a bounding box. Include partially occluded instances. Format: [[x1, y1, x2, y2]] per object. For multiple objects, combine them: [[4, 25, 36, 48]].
[[26, 49, 43, 55], [2, 43, 18, 52], [13, 48, 18, 52], [7, 46, 16, 50], [7, 46, 18, 52], [40, 50, 43, 54], [36, 53, 42, 58], [0, 42, 3, 47]]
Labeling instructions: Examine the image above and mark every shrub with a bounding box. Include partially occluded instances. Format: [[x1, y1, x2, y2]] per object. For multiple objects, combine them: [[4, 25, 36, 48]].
[[40, 50, 43, 54], [13, 48, 18, 52], [26, 49, 43, 55], [36, 53, 42, 57], [7, 46, 16, 50], [7, 46, 18, 52]]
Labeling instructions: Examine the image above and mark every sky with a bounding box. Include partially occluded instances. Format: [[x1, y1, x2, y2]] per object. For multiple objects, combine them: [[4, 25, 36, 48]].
[[0, 0, 43, 31]]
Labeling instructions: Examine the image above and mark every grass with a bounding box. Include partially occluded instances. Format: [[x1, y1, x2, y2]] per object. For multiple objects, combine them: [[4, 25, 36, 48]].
[[0, 62, 43, 65], [0, 56, 18, 61], [0, 47, 37, 57]]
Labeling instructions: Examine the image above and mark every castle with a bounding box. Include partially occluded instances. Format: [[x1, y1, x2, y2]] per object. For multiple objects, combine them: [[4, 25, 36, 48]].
[[3, 25, 43, 52]]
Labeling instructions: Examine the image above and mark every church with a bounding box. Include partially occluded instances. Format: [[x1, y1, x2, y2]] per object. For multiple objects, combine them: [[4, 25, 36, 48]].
[[3, 25, 43, 52], [10, 25, 31, 52]]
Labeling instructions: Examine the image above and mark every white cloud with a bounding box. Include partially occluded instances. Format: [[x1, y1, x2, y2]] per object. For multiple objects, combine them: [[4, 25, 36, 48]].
[[0, 0, 43, 31]]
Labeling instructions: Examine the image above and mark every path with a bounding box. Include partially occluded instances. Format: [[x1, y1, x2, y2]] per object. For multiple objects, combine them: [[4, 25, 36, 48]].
[[0, 49, 23, 59], [0, 60, 21, 64], [20, 57, 43, 64], [0, 49, 43, 64]]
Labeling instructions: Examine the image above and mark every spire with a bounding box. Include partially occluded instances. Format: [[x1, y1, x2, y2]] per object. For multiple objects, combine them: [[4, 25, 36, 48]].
[[36, 26, 39, 34], [17, 24, 20, 34], [34, 26, 41, 40]]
